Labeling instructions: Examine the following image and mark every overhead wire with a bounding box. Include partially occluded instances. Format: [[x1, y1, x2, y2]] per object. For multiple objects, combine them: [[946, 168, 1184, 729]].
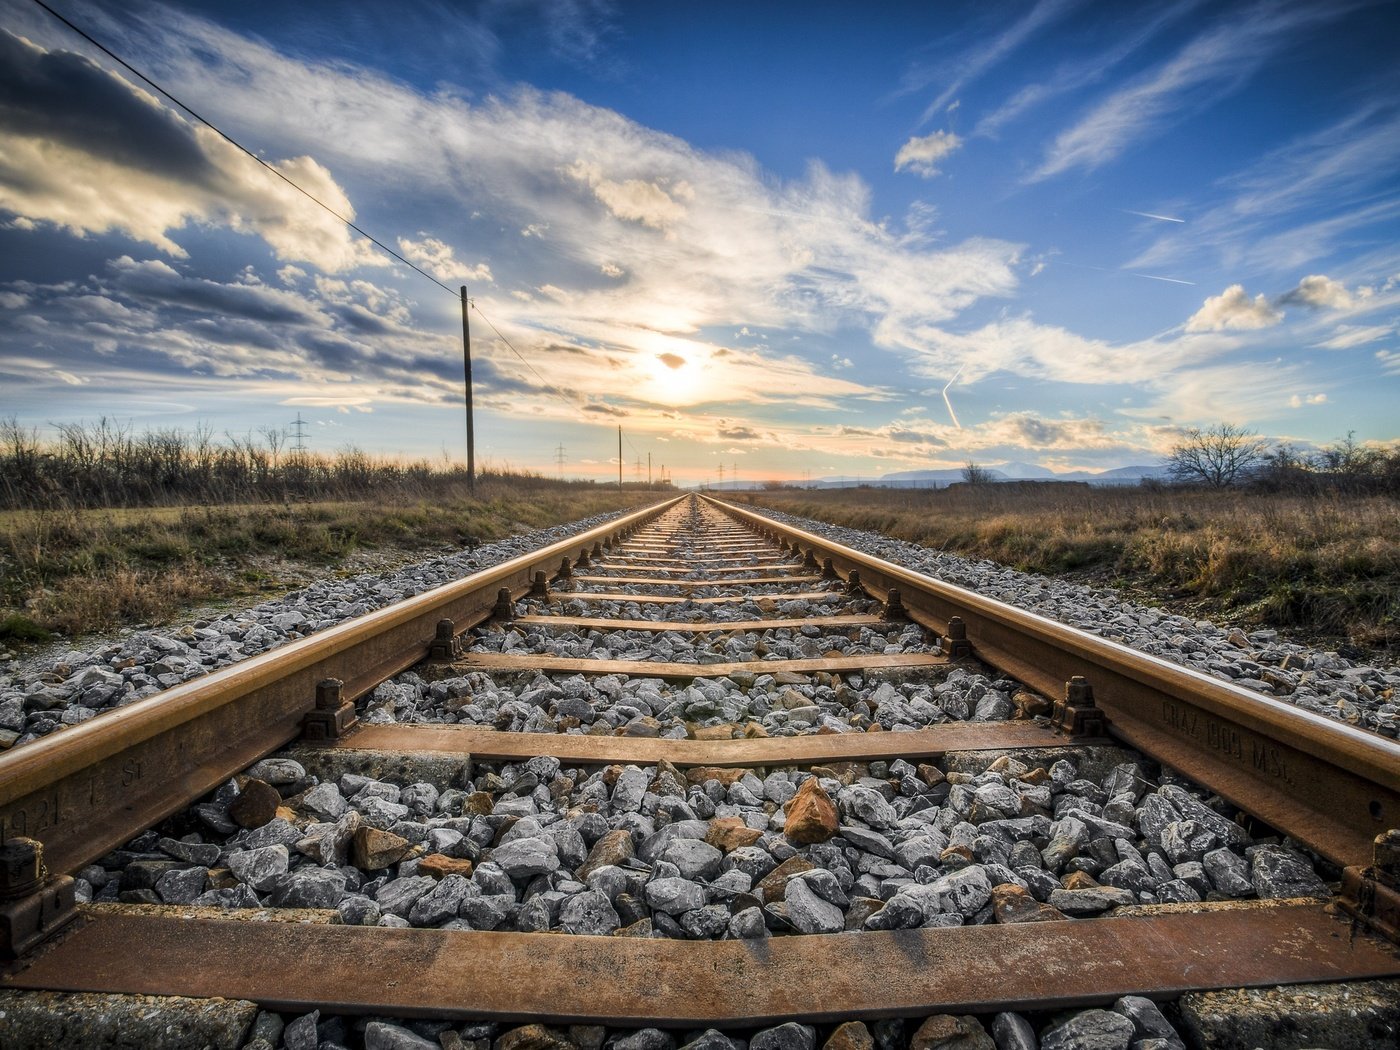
[[30, 0, 646, 460], [28, 0, 462, 300]]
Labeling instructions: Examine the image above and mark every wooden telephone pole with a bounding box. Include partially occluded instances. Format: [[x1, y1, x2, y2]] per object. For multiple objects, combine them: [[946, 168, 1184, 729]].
[[461, 286, 475, 494]]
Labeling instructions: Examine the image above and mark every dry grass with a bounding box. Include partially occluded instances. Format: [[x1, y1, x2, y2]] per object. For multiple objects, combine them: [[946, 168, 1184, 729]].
[[737, 485, 1400, 656], [0, 479, 663, 642]]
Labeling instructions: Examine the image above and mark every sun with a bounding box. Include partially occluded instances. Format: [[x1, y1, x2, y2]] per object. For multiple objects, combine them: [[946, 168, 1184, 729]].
[[642, 352, 694, 404]]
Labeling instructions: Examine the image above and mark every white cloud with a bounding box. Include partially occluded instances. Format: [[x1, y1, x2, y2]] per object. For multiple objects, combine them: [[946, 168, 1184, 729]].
[[1288, 393, 1327, 408], [1034, 4, 1346, 180], [894, 131, 962, 178], [1129, 103, 1400, 274], [1279, 273, 1352, 310], [1185, 284, 1283, 332], [397, 235, 493, 285], [565, 160, 691, 230], [1315, 324, 1393, 350], [0, 30, 381, 273]]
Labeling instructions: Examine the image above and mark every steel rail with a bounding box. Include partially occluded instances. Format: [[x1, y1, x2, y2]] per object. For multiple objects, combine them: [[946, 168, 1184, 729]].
[[0, 496, 684, 875], [707, 496, 1400, 868]]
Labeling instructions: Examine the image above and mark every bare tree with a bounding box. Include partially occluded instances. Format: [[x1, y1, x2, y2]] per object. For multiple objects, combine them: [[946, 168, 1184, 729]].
[[1166, 423, 1269, 488], [961, 460, 994, 485]]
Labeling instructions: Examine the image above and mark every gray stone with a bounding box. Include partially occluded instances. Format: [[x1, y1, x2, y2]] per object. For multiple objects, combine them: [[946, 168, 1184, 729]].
[[679, 904, 731, 939], [751, 1023, 815, 1050], [611, 1029, 676, 1050], [612, 766, 651, 812], [1160, 820, 1217, 865], [365, 1020, 439, 1050], [728, 905, 768, 938], [227, 844, 289, 891], [839, 786, 900, 829], [155, 866, 207, 904], [492, 837, 561, 879], [269, 867, 348, 909], [458, 892, 515, 930], [645, 877, 707, 915], [376, 875, 438, 917], [989, 1012, 1036, 1050], [408, 873, 472, 925], [157, 837, 221, 866], [302, 782, 348, 820], [338, 894, 381, 925], [660, 838, 723, 881], [680, 1030, 745, 1050], [1201, 847, 1253, 897], [925, 865, 993, 918], [1249, 844, 1329, 898], [1040, 1009, 1134, 1050], [1112, 995, 1178, 1042], [1048, 887, 1134, 916], [1041, 816, 1088, 870], [284, 1010, 320, 1050], [558, 889, 620, 935], [784, 876, 844, 934]]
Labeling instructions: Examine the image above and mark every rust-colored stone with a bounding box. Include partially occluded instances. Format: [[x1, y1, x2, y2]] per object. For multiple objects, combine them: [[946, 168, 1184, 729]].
[[910, 1014, 995, 1050], [784, 778, 839, 845], [991, 883, 1067, 924], [419, 854, 475, 880], [823, 1021, 874, 1050], [227, 779, 280, 830], [743, 723, 769, 739], [576, 829, 634, 879], [1063, 871, 1099, 890], [351, 826, 411, 870], [705, 817, 763, 853], [683, 767, 755, 787], [757, 856, 814, 903], [464, 791, 495, 815]]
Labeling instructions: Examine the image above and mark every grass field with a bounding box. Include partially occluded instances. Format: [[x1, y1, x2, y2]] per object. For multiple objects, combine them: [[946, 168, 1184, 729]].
[[0, 479, 664, 645], [735, 484, 1400, 657]]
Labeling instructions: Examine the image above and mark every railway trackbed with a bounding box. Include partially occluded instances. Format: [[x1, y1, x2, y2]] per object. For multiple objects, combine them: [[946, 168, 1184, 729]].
[[1, 493, 1397, 1049]]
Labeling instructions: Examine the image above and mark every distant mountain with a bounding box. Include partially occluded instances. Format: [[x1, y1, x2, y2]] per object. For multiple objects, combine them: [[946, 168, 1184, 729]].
[[800, 462, 1170, 489], [995, 460, 1057, 479]]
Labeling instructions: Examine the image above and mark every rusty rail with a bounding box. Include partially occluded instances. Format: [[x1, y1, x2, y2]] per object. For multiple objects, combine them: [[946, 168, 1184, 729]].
[[707, 496, 1400, 868], [0, 496, 684, 875]]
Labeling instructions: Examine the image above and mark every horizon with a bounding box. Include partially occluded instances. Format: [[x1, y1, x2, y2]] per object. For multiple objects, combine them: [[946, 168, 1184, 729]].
[[2, 0, 1398, 490]]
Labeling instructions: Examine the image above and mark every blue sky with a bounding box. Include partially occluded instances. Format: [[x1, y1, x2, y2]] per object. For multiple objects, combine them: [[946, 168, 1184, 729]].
[[1, 0, 1397, 486]]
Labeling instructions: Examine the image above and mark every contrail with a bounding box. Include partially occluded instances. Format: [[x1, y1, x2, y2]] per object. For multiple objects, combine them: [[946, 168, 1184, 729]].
[[1123, 209, 1185, 223], [942, 364, 965, 429], [1128, 272, 1196, 285]]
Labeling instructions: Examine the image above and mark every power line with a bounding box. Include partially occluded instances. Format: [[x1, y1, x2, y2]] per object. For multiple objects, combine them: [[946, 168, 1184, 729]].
[[29, 0, 461, 300], [30, 0, 656, 476]]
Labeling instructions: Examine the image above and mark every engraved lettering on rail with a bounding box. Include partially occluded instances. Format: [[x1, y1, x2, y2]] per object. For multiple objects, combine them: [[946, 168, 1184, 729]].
[[1250, 740, 1295, 786], [121, 759, 143, 786], [1162, 700, 1199, 738], [0, 794, 61, 838]]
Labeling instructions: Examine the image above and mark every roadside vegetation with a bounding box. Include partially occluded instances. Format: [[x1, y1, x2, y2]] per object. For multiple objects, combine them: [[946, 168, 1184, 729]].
[[0, 419, 666, 645], [741, 432, 1400, 658]]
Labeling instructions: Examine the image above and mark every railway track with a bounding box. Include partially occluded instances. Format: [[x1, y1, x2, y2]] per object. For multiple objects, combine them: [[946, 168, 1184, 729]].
[[1, 492, 1397, 1049]]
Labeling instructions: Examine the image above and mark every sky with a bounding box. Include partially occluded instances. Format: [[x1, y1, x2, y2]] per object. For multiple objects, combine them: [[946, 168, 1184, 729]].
[[1, 0, 1398, 486]]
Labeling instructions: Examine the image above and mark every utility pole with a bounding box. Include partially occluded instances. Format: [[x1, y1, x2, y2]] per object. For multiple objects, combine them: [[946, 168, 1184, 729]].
[[617, 426, 623, 491], [461, 286, 475, 494], [718, 463, 724, 488], [554, 443, 566, 479], [648, 452, 652, 488]]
